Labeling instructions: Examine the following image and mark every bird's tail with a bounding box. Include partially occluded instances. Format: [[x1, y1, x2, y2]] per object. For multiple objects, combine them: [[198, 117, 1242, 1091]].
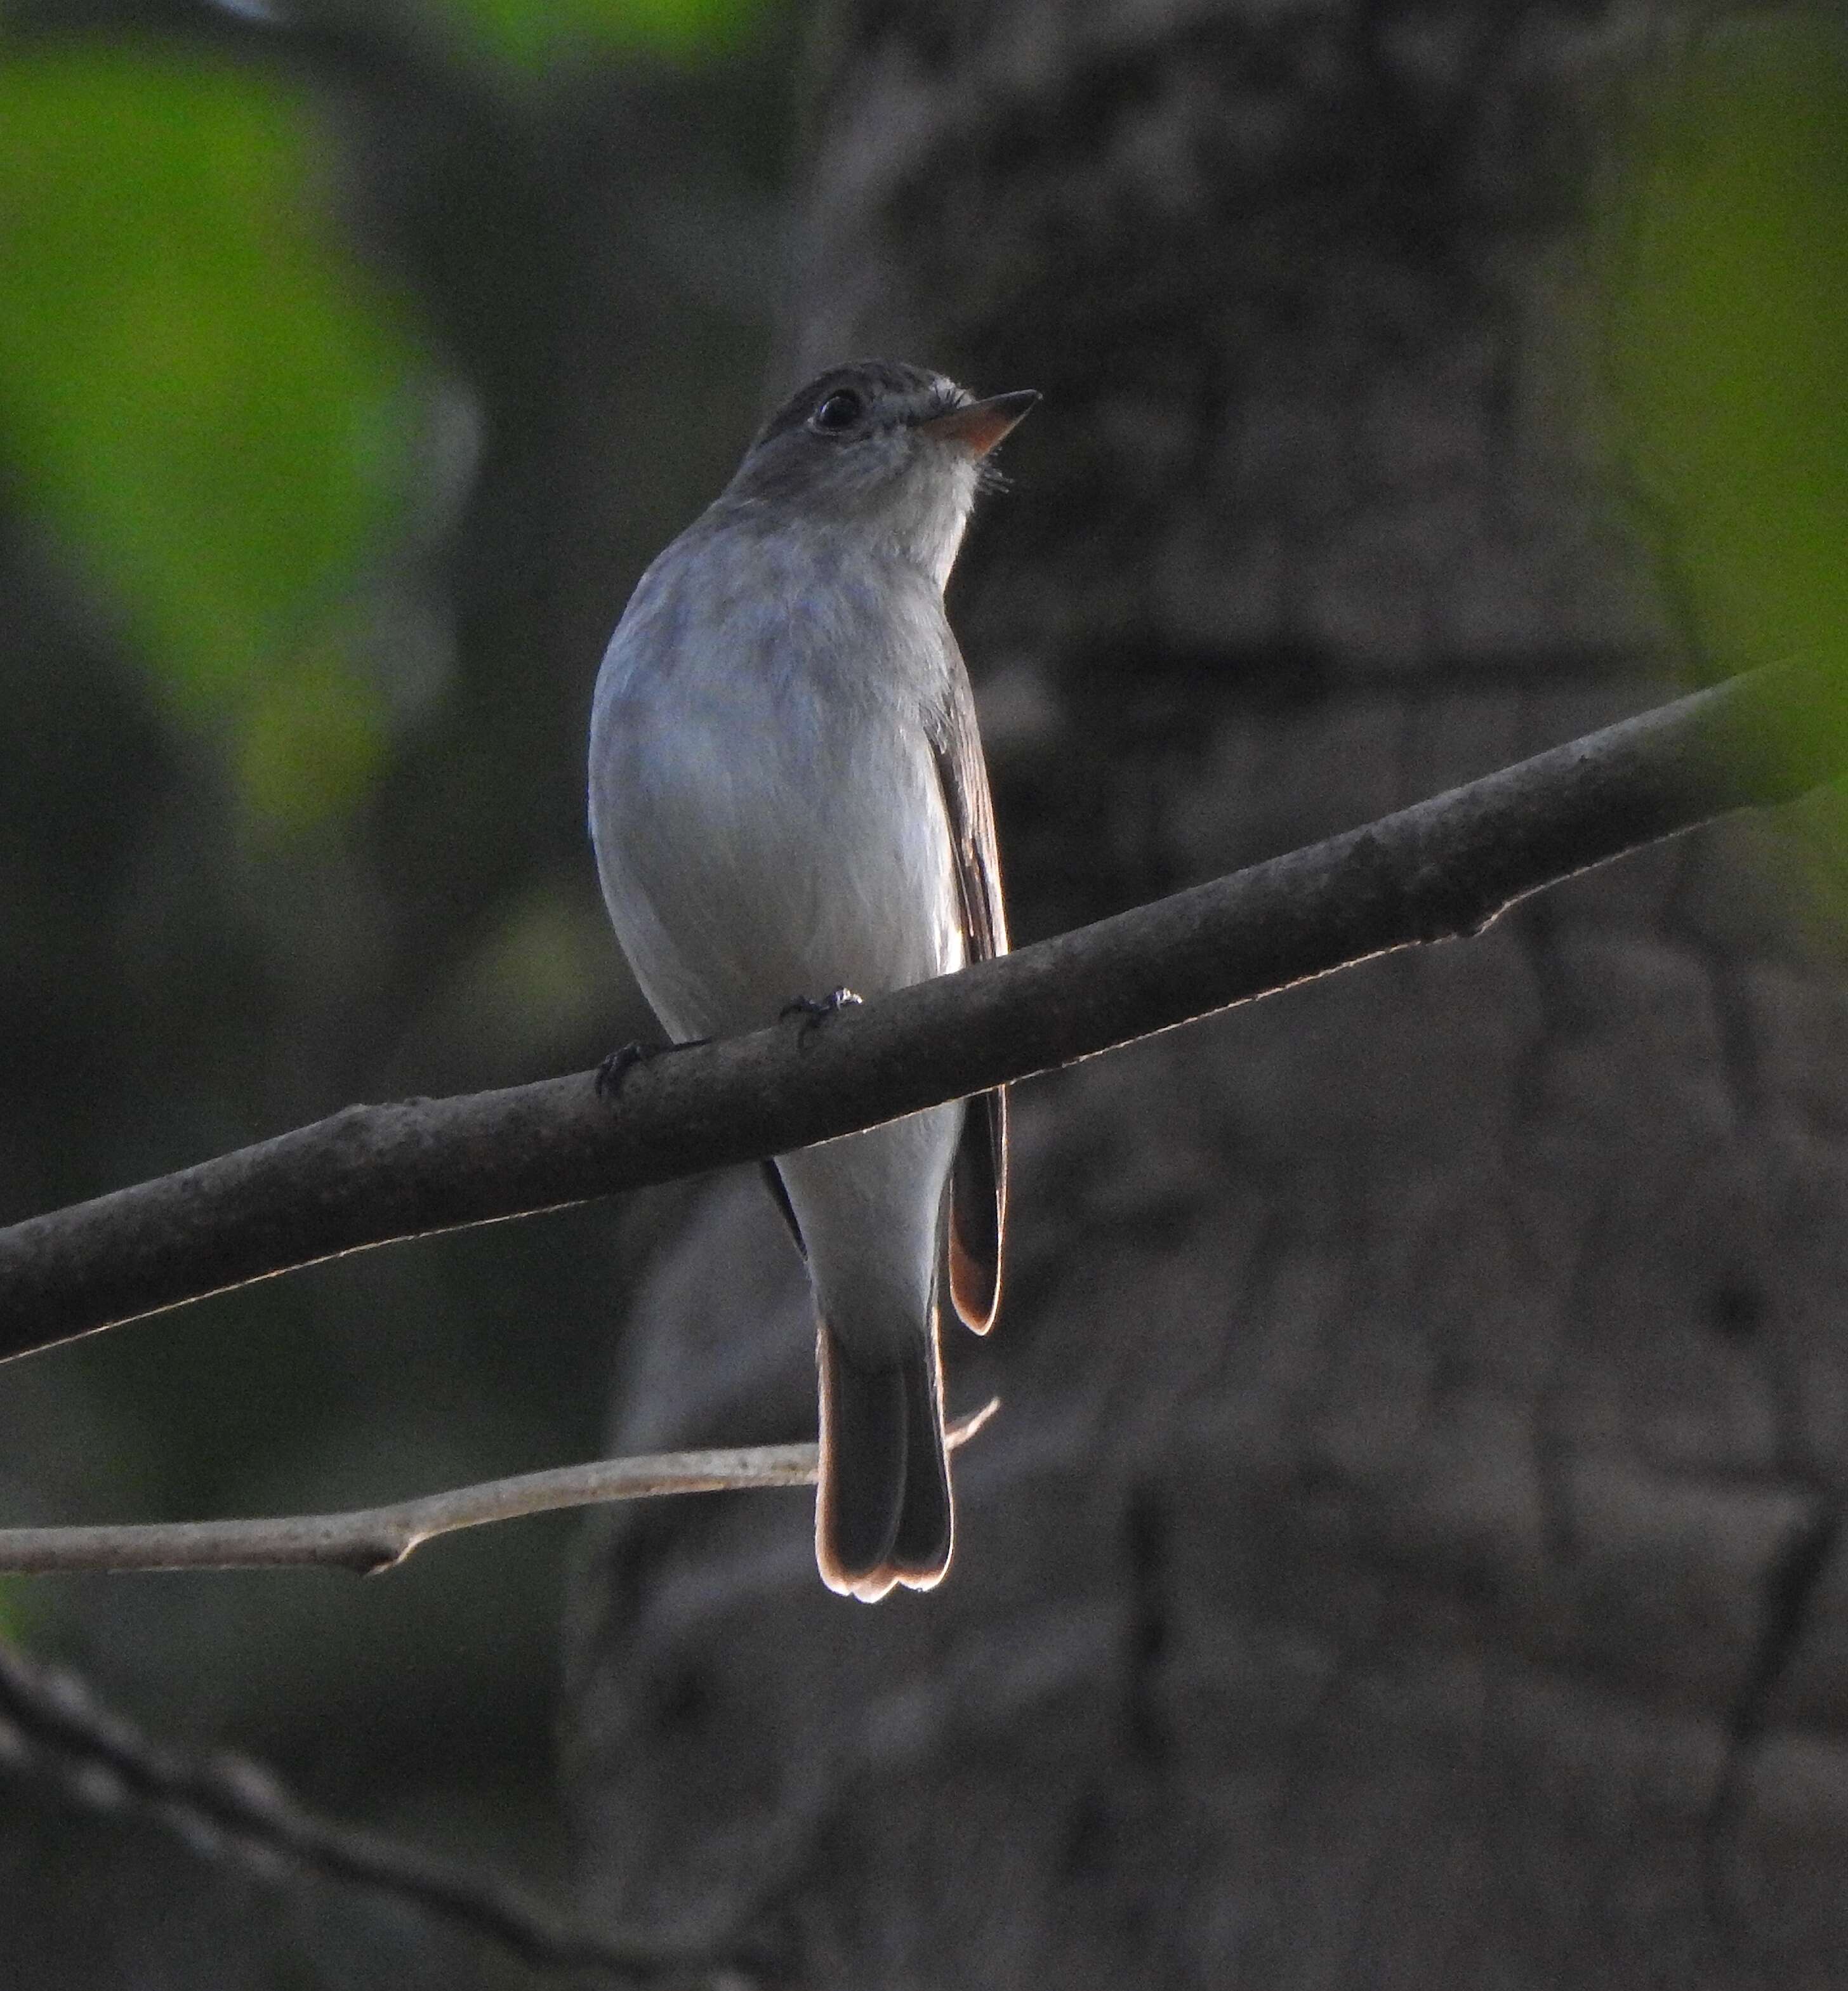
[[815, 1311, 952, 1602]]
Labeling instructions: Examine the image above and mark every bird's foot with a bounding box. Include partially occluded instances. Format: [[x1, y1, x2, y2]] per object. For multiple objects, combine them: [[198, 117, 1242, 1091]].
[[781, 987, 862, 1045], [593, 1037, 709, 1103]]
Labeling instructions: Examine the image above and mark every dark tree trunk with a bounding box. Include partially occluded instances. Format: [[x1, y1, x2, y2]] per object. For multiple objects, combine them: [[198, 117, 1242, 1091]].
[[564, 6, 1848, 1987]]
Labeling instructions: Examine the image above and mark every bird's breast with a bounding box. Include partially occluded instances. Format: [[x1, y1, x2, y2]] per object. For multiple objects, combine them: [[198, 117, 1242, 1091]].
[[590, 556, 962, 1045]]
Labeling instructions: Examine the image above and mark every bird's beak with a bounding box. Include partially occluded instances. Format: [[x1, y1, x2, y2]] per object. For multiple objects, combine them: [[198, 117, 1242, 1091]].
[[918, 388, 1040, 458]]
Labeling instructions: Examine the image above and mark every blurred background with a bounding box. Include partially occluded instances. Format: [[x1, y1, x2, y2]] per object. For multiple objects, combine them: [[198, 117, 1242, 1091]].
[[3, 3, 1848, 1987], [0, 0, 802, 1910]]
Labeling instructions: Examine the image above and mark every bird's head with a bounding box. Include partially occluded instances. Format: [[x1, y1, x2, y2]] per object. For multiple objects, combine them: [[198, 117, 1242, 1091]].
[[723, 360, 1038, 587]]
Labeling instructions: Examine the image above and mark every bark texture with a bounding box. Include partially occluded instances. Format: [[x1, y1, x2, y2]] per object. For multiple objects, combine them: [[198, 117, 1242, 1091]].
[[564, 6, 1848, 1986]]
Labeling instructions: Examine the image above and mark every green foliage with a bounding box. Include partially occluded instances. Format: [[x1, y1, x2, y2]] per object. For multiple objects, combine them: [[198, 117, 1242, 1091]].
[[1612, 18, 1848, 672], [432, 0, 769, 72], [1608, 16, 1848, 891], [0, 49, 421, 830], [235, 642, 393, 833]]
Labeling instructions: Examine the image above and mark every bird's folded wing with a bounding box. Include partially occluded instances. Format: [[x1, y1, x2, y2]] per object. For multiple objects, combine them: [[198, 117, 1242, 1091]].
[[927, 641, 1008, 1334]]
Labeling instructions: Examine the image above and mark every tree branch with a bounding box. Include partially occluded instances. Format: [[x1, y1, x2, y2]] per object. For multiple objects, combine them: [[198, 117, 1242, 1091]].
[[1, 659, 1840, 1365], [0, 1402, 998, 1575], [0, 1638, 755, 1985]]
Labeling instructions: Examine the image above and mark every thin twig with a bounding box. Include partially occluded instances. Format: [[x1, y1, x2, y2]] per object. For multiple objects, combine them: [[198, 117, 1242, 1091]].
[[0, 1639, 757, 1984], [0, 1401, 999, 1575], [0, 659, 1841, 1364]]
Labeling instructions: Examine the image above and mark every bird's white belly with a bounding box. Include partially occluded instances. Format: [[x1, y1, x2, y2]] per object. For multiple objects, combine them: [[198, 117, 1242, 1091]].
[[593, 679, 962, 1048]]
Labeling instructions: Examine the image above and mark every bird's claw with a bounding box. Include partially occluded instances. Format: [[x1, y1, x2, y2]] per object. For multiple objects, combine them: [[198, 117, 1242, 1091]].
[[594, 1035, 710, 1103], [595, 1042, 651, 1101], [781, 987, 862, 1044]]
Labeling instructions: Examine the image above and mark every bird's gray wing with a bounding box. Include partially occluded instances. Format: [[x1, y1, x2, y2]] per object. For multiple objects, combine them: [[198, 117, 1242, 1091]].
[[761, 1160, 807, 1261], [925, 638, 1008, 1336]]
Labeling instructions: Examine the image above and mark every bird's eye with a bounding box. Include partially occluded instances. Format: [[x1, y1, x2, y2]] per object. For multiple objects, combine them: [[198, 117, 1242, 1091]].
[[812, 389, 862, 433]]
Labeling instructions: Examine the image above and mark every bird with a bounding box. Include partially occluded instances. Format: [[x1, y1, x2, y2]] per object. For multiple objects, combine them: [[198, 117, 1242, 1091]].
[[588, 358, 1033, 1600]]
